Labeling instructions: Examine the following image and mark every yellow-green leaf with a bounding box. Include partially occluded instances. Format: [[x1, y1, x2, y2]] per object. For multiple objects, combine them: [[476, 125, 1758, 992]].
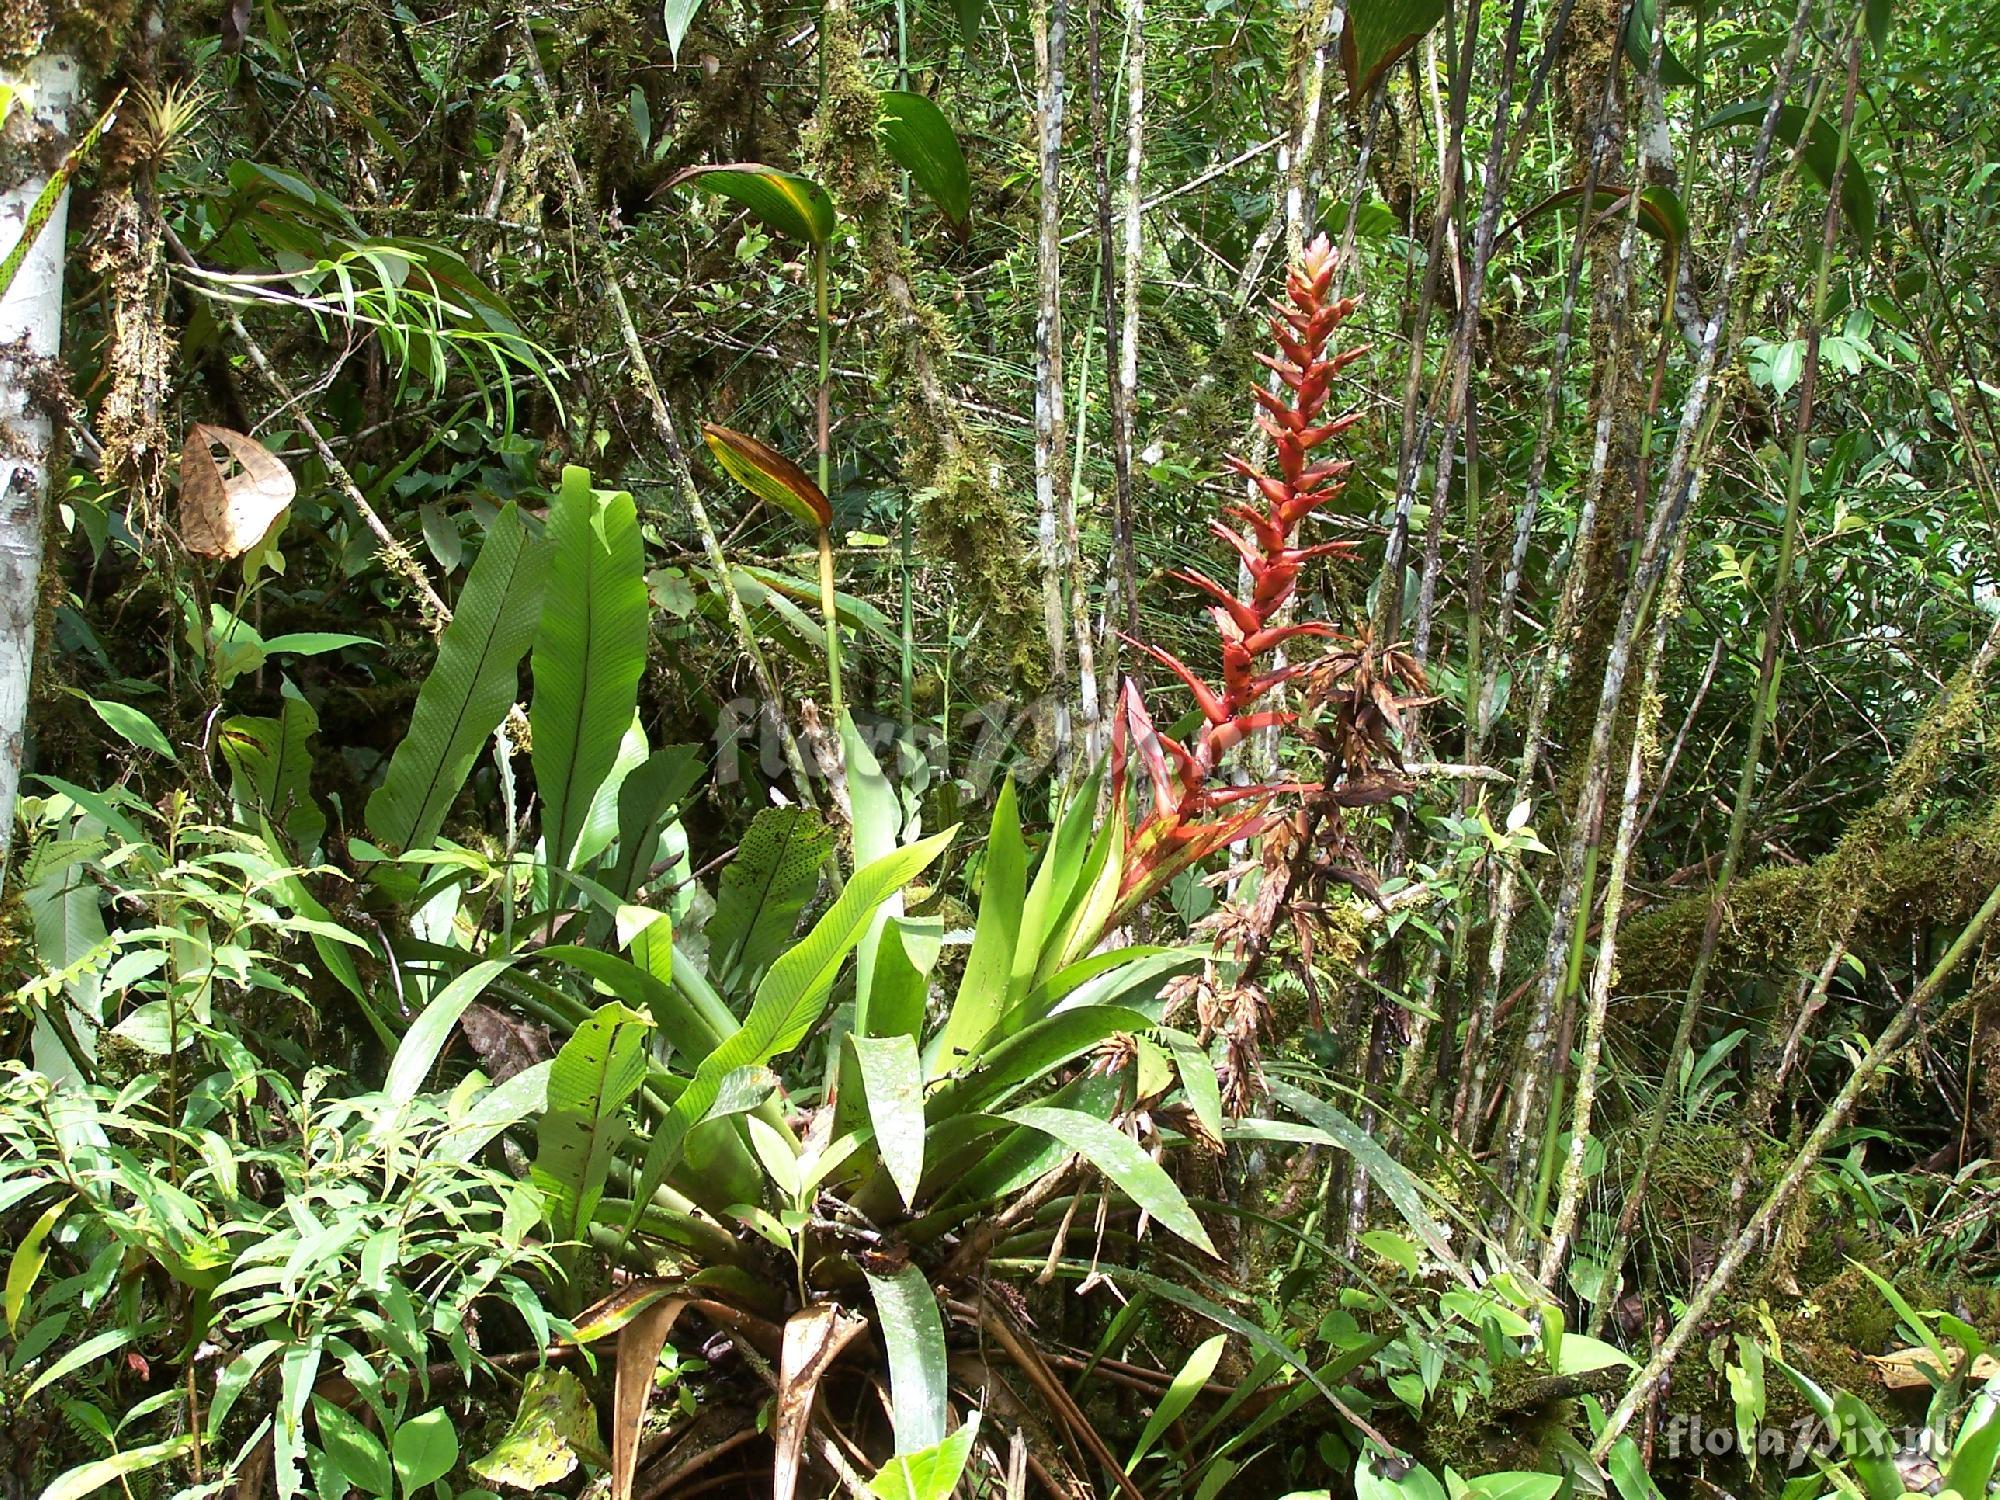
[[702, 422, 832, 530], [667, 164, 834, 249]]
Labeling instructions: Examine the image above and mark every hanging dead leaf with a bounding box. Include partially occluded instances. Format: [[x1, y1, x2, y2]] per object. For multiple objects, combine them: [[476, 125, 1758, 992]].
[[772, 1302, 867, 1500], [178, 423, 296, 559]]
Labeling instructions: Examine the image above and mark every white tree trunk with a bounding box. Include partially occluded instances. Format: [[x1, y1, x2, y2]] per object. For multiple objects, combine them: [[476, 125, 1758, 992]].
[[0, 51, 81, 876]]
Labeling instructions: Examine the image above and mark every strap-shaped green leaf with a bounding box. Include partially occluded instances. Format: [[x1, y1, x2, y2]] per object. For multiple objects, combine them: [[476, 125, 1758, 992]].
[[532, 467, 649, 870], [863, 1265, 951, 1454], [851, 1032, 925, 1210], [618, 829, 954, 1239], [927, 779, 1024, 1075], [367, 503, 550, 852]]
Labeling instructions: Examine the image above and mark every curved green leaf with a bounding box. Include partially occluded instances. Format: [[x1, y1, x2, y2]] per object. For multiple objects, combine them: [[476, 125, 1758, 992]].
[[85, 697, 174, 759], [1700, 100, 1874, 252], [532, 466, 648, 870], [1002, 1104, 1216, 1256], [663, 0, 705, 58], [366, 502, 551, 852], [928, 779, 1025, 1076], [1342, 0, 1447, 102], [709, 806, 833, 997], [38, 1438, 194, 1500], [1128, 1333, 1226, 1468], [852, 1032, 925, 1210], [1622, 0, 1699, 88], [879, 91, 972, 226], [668, 164, 834, 249], [703, 422, 832, 530]]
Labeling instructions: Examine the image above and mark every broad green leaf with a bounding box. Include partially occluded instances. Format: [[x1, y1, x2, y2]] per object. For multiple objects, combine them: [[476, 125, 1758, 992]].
[[1946, 1373, 2000, 1498], [313, 1398, 393, 1498], [533, 1001, 654, 1240], [85, 696, 174, 759], [1622, 0, 1699, 88], [868, 1415, 979, 1500], [1359, 1228, 1420, 1278], [1002, 1105, 1215, 1256], [1864, 0, 1890, 51], [1460, 1475, 1562, 1500], [367, 503, 551, 852], [1604, 1432, 1666, 1500], [392, 1409, 460, 1495], [608, 743, 703, 900], [865, 1265, 949, 1454], [702, 422, 832, 530], [1129, 1334, 1226, 1467], [879, 91, 972, 226], [1832, 1390, 1907, 1500], [663, 0, 705, 59], [928, 779, 1024, 1075], [1549, 1333, 1636, 1376], [669, 164, 834, 249], [1355, 1457, 1446, 1500], [532, 466, 648, 869], [38, 1438, 194, 1500], [747, 1114, 802, 1197], [218, 685, 326, 852], [619, 829, 954, 1237], [852, 1032, 926, 1209], [708, 806, 833, 997], [1342, 0, 1447, 102], [1700, 100, 1875, 252]]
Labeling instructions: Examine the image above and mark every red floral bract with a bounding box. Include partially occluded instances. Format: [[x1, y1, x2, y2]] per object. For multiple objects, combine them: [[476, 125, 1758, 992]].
[[1111, 234, 1366, 915]]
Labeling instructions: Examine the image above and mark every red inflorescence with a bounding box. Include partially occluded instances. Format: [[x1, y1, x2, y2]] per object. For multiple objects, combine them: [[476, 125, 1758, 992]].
[[1111, 234, 1367, 914]]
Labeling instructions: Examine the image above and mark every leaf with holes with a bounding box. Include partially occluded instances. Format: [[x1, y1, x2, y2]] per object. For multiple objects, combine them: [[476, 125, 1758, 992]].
[[178, 424, 297, 559]]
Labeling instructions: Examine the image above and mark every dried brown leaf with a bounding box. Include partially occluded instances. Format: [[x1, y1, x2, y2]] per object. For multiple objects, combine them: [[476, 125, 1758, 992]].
[[178, 423, 296, 559], [772, 1303, 867, 1500]]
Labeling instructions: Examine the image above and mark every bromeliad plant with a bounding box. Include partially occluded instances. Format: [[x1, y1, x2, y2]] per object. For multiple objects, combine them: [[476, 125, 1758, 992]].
[[1111, 233, 1370, 921]]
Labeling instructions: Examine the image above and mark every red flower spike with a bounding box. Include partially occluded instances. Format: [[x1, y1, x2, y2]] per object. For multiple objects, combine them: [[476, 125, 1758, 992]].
[[1109, 233, 1366, 922]]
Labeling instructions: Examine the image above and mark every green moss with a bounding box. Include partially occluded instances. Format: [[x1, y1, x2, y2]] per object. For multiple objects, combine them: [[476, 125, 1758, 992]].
[[1, 0, 138, 72], [1613, 802, 2000, 1028], [802, 1, 1044, 699]]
